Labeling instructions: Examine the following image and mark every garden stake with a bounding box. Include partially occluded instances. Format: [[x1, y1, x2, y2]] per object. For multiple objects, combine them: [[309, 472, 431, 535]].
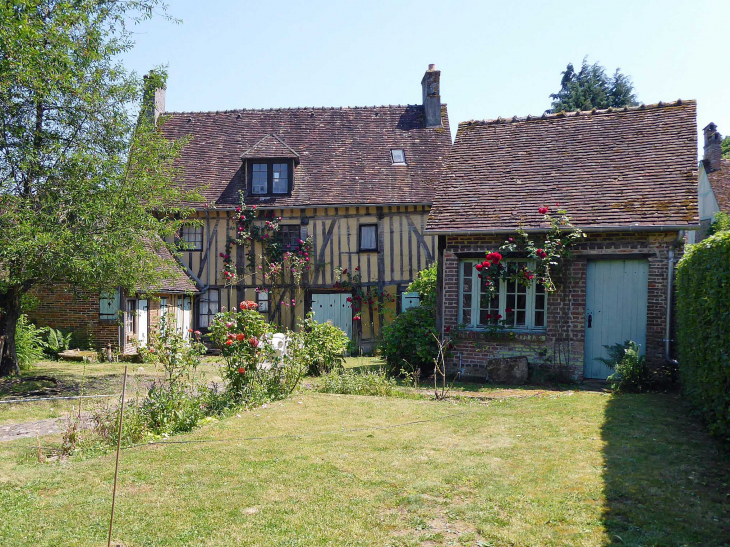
[[107, 365, 127, 547]]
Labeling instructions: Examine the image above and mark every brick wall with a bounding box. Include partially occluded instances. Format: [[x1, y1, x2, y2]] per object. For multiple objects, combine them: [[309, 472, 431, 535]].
[[28, 285, 178, 355], [442, 231, 681, 380], [27, 285, 119, 351]]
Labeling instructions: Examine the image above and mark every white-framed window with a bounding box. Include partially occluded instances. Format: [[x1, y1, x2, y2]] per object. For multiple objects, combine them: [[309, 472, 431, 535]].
[[257, 290, 269, 312], [459, 260, 546, 331], [199, 289, 220, 329], [180, 225, 203, 251], [391, 149, 406, 165], [272, 163, 288, 194], [251, 163, 268, 194]]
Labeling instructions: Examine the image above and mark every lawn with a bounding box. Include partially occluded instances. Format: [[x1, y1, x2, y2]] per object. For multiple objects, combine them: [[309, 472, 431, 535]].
[[0, 379, 728, 546], [0, 359, 224, 425]]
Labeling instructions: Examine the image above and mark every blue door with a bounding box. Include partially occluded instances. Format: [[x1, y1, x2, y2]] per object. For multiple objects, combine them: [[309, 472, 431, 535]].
[[584, 260, 648, 379]]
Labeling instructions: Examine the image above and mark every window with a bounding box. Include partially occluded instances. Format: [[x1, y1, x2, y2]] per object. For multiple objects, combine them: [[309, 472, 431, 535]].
[[459, 260, 546, 331], [272, 163, 288, 193], [99, 289, 120, 321], [180, 225, 203, 251], [199, 289, 220, 329], [125, 299, 137, 335], [257, 290, 269, 312], [248, 160, 292, 195], [391, 149, 406, 164], [280, 225, 301, 250], [252, 163, 268, 194], [359, 224, 378, 252]]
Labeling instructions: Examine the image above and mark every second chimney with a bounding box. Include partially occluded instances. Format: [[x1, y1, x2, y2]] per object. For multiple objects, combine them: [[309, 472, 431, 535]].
[[703, 122, 722, 173], [143, 71, 167, 126], [421, 64, 442, 128]]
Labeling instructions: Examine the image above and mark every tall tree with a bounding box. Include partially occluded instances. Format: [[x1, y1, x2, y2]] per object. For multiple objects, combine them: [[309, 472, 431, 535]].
[[722, 135, 730, 159], [0, 1, 198, 376], [548, 57, 639, 113]]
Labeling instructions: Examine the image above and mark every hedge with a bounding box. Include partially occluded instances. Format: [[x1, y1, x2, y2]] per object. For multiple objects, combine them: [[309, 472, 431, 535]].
[[676, 231, 730, 438]]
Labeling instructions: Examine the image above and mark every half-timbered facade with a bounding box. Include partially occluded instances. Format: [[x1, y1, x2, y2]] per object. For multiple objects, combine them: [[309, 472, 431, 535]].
[[158, 66, 451, 349]]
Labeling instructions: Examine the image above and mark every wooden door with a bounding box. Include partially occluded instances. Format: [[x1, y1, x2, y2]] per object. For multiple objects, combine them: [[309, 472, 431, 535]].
[[311, 293, 352, 338], [584, 260, 649, 379]]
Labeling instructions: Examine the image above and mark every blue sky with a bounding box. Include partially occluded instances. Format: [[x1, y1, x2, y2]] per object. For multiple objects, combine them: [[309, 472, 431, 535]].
[[123, 0, 729, 152]]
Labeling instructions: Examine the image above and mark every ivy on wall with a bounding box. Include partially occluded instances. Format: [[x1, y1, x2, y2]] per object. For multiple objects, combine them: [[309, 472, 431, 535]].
[[676, 231, 730, 438]]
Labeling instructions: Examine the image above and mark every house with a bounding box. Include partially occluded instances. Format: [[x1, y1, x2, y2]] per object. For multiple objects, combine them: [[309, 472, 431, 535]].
[[27, 243, 198, 355], [426, 101, 698, 380], [154, 65, 451, 349], [693, 122, 729, 241]]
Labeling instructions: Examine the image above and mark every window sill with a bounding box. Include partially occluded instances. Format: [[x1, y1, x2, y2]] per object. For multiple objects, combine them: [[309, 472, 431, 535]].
[[455, 328, 547, 341], [359, 249, 378, 253]]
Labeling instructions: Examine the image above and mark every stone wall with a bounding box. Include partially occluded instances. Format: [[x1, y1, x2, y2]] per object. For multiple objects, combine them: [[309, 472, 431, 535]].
[[442, 231, 681, 380]]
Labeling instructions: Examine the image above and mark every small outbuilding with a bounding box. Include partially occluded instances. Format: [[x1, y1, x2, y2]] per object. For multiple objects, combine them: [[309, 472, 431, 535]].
[[426, 101, 699, 381]]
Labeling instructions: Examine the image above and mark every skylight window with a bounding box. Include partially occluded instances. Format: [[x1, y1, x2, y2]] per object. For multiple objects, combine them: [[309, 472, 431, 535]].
[[391, 149, 406, 165]]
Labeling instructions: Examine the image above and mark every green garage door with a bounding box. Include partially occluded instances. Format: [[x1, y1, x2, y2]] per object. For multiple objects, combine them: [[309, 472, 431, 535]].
[[584, 260, 648, 379]]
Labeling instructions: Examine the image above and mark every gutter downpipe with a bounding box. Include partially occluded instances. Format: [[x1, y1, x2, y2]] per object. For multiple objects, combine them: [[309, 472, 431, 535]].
[[664, 232, 683, 367]]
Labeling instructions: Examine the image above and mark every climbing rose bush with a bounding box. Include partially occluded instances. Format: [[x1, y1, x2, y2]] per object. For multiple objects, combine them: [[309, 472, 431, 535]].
[[478, 205, 584, 297]]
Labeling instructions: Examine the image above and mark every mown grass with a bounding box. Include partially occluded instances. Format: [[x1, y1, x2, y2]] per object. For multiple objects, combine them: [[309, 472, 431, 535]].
[[0, 388, 728, 546], [0, 360, 224, 425]]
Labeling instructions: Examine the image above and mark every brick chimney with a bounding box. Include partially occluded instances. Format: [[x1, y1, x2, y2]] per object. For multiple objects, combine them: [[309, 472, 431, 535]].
[[703, 122, 722, 173], [421, 64, 442, 128], [142, 71, 166, 126]]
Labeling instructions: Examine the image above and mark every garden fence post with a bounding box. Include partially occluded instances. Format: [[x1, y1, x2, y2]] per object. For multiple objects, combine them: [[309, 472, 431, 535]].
[[107, 365, 128, 547]]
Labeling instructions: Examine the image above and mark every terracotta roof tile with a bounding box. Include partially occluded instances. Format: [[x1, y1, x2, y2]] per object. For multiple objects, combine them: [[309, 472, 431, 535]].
[[427, 101, 699, 232], [708, 159, 730, 212], [160, 105, 451, 208], [242, 133, 299, 160]]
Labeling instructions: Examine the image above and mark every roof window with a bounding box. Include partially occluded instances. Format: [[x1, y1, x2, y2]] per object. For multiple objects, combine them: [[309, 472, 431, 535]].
[[391, 149, 406, 165]]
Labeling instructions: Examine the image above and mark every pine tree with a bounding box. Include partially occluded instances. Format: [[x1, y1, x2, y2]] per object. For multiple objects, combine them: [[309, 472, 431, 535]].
[[548, 57, 639, 113]]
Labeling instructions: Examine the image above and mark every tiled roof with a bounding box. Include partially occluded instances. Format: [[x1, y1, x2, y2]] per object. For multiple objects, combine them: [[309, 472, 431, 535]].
[[241, 133, 299, 160], [708, 159, 730, 212], [160, 105, 451, 208], [427, 101, 699, 233], [142, 241, 199, 294]]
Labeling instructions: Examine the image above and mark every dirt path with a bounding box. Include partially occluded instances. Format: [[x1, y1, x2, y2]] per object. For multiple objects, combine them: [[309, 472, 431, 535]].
[[0, 414, 93, 443]]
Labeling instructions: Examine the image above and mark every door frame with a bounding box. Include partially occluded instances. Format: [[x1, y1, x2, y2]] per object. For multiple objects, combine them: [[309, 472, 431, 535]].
[[583, 257, 649, 379]]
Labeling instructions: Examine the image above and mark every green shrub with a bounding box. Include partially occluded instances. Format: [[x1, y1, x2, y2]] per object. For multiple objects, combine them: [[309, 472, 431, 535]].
[[707, 211, 730, 236], [289, 313, 350, 375], [380, 264, 439, 376], [406, 263, 437, 308], [596, 340, 647, 393], [15, 315, 47, 369], [315, 367, 397, 397], [41, 328, 73, 358], [676, 232, 730, 438], [142, 383, 204, 434], [380, 305, 438, 376]]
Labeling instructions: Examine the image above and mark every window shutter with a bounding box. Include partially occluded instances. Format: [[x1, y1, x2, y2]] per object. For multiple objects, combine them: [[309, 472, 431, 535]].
[[99, 289, 120, 320]]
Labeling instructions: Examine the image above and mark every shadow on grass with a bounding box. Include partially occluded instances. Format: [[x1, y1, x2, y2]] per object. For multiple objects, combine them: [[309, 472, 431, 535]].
[[602, 393, 730, 546]]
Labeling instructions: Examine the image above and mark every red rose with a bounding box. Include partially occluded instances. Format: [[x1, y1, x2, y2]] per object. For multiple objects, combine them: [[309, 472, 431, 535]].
[[444, 326, 451, 333], [346, 297, 352, 302], [188, 328, 193, 333], [448, 343, 454, 350], [505, 307, 513, 313], [225, 340, 233, 346], [486, 314, 492, 320], [475, 263, 483, 272], [342, 269, 348, 275], [236, 333, 245, 341], [353, 315, 361, 321], [238, 367, 245, 374], [482, 260, 491, 269], [508, 237, 514, 242], [496, 314, 502, 320], [538, 206, 549, 215], [248, 336, 258, 346]]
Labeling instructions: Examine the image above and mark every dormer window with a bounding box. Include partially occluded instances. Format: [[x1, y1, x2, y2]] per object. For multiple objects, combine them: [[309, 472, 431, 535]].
[[391, 149, 406, 165], [248, 160, 293, 196]]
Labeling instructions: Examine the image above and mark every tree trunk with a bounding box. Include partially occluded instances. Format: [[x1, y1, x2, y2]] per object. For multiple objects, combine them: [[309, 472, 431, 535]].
[[0, 288, 22, 376]]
